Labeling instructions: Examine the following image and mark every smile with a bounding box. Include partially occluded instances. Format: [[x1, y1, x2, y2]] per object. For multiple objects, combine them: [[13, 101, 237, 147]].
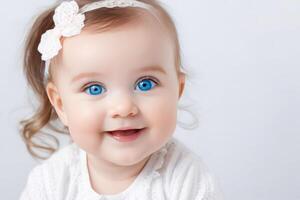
[[106, 128, 146, 142]]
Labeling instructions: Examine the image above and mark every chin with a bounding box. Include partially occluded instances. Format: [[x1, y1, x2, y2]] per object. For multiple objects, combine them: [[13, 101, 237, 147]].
[[115, 153, 150, 167]]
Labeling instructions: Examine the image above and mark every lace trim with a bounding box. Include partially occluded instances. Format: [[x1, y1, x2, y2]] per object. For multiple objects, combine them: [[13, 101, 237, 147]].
[[77, 138, 175, 199], [134, 139, 175, 199]]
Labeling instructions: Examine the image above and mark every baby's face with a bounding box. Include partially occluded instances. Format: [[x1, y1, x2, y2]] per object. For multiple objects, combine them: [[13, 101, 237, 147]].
[[47, 15, 185, 166]]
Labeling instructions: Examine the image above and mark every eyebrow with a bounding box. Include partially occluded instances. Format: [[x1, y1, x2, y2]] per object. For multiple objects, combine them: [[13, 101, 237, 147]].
[[71, 65, 167, 83]]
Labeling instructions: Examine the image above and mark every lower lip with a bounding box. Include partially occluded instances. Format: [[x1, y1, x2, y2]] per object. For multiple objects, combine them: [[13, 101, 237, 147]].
[[106, 128, 146, 142]]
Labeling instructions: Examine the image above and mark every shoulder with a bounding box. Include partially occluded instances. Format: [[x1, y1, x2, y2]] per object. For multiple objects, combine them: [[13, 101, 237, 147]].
[[161, 137, 223, 200], [43, 142, 80, 167], [38, 142, 80, 179], [162, 137, 208, 176], [20, 143, 81, 199]]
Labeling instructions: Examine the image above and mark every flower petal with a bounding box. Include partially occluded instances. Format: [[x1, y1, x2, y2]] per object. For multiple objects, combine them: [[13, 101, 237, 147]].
[[61, 13, 85, 37], [53, 1, 79, 29], [38, 29, 62, 61]]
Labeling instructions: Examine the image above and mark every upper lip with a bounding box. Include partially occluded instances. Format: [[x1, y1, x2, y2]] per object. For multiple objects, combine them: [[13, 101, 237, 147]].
[[106, 127, 145, 132]]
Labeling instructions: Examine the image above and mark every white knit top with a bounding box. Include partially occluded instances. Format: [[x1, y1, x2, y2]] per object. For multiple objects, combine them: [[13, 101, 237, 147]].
[[20, 137, 223, 200]]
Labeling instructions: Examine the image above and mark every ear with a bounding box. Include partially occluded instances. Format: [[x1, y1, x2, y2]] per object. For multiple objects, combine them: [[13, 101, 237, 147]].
[[46, 82, 69, 127], [178, 72, 186, 99]]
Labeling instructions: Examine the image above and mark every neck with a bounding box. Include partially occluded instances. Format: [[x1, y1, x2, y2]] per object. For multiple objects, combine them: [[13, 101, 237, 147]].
[[86, 154, 150, 194]]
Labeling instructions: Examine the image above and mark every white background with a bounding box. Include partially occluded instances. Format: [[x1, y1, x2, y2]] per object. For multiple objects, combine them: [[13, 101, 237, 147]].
[[0, 0, 299, 199]]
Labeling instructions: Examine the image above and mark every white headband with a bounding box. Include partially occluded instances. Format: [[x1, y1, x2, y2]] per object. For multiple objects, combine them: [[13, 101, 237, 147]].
[[37, 0, 155, 81]]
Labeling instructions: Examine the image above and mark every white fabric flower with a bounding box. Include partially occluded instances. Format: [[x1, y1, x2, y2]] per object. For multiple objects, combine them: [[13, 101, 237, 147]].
[[38, 28, 61, 61], [53, 1, 85, 36], [38, 1, 85, 61], [37, 0, 151, 64]]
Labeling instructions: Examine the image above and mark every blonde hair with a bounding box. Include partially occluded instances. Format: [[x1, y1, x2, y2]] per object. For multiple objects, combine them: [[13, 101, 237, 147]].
[[20, 0, 199, 160]]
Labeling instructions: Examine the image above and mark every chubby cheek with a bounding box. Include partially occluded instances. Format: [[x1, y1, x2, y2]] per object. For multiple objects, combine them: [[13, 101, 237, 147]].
[[143, 92, 178, 143], [64, 100, 106, 151]]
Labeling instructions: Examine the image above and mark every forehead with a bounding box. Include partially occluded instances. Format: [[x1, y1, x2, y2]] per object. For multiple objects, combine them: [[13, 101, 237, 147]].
[[56, 14, 175, 77]]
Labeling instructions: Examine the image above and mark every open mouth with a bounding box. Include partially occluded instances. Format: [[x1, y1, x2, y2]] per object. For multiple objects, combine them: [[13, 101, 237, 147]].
[[108, 129, 140, 136], [106, 128, 146, 142]]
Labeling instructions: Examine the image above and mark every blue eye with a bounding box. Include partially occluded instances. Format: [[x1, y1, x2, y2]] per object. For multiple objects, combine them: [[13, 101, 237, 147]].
[[84, 84, 105, 96], [135, 78, 157, 92], [83, 77, 158, 96]]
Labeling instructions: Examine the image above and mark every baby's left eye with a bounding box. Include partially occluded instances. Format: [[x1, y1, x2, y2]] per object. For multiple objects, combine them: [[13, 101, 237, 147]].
[[135, 78, 158, 92]]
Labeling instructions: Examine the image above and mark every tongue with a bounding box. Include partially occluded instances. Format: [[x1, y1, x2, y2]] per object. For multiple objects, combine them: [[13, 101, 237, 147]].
[[109, 129, 138, 136]]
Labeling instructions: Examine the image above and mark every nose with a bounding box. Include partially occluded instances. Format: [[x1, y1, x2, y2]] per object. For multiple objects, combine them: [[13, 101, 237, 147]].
[[108, 92, 139, 118]]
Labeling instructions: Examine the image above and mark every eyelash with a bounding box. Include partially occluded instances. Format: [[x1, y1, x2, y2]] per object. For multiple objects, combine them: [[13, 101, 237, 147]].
[[82, 76, 160, 93]]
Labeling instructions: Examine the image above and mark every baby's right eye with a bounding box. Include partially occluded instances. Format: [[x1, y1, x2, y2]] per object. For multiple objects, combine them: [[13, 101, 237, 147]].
[[84, 84, 106, 96]]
